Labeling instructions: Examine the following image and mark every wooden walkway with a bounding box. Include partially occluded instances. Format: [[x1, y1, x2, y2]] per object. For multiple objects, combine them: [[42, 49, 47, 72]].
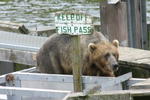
[[119, 47, 150, 69]]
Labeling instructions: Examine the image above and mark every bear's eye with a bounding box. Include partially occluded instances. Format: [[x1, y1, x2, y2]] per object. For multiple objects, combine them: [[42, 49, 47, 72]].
[[113, 53, 118, 59], [113, 53, 116, 57], [104, 53, 110, 59]]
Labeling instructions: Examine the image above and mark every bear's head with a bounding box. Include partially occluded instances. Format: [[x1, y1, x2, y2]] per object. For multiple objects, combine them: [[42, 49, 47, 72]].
[[88, 40, 119, 77]]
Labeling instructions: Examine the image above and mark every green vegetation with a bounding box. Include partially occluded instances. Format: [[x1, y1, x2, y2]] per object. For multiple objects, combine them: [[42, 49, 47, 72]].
[[0, 0, 10, 2], [14, 63, 32, 71]]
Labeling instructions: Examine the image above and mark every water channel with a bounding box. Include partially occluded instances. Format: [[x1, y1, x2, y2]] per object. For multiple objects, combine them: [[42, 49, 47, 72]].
[[0, 0, 150, 29]]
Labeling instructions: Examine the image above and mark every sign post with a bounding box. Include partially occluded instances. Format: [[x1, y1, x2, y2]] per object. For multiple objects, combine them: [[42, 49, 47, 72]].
[[55, 12, 93, 92]]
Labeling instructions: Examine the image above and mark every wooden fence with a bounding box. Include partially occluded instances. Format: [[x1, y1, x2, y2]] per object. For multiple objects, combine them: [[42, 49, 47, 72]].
[[0, 68, 133, 100]]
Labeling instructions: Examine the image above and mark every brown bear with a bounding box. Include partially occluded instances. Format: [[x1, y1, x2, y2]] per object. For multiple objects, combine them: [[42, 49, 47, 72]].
[[36, 31, 119, 77]]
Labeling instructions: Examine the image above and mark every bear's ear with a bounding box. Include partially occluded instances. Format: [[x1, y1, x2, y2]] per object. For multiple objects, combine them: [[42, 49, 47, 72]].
[[112, 40, 119, 48], [88, 43, 97, 53]]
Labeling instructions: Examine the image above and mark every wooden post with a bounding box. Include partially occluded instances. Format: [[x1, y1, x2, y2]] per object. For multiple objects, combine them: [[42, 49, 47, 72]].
[[71, 36, 83, 92], [147, 23, 150, 49], [141, 0, 147, 49], [55, 12, 93, 92], [127, 0, 147, 49], [100, 1, 128, 47]]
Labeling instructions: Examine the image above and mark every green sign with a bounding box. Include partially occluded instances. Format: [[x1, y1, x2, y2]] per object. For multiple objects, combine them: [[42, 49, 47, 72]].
[[55, 12, 93, 35]]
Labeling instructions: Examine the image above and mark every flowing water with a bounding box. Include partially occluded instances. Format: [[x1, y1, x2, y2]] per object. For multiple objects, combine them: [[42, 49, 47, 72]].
[[0, 0, 150, 29]]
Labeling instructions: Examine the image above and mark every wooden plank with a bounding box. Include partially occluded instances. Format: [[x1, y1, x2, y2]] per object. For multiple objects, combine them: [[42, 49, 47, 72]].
[[0, 68, 116, 85], [127, 78, 146, 89], [0, 48, 37, 66], [100, 72, 132, 90], [13, 72, 115, 84], [0, 21, 29, 34], [64, 89, 150, 100], [0, 86, 70, 99], [130, 78, 150, 89], [29, 26, 56, 37], [5, 72, 116, 91], [0, 67, 37, 84], [1, 46, 150, 71], [65, 90, 131, 100], [83, 72, 132, 95]]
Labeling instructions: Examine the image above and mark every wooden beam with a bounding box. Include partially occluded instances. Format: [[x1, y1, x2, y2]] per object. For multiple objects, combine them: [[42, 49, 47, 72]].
[[65, 89, 150, 100], [130, 78, 150, 89], [0, 71, 122, 92], [0, 86, 70, 99], [1, 46, 150, 71], [0, 67, 37, 84], [127, 78, 146, 89], [83, 72, 132, 95], [8, 72, 115, 86], [100, 72, 132, 90], [29, 26, 56, 36], [0, 21, 29, 34], [0, 48, 37, 66]]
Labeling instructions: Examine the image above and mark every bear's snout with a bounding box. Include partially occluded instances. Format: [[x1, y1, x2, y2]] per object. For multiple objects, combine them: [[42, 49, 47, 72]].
[[112, 63, 119, 71]]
